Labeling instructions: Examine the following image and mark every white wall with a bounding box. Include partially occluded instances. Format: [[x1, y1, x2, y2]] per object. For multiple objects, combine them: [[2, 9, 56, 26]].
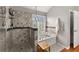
[[47, 6, 75, 48], [23, 6, 51, 13]]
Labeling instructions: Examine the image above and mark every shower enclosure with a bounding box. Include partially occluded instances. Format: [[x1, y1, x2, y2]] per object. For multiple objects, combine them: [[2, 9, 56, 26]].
[[32, 14, 46, 42], [0, 6, 37, 52]]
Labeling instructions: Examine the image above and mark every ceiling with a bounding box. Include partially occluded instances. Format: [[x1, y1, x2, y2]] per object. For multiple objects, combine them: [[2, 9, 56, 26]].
[[23, 6, 52, 13]]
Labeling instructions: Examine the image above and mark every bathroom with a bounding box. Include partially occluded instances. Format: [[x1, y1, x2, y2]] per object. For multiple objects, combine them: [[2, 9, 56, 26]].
[[0, 6, 79, 52]]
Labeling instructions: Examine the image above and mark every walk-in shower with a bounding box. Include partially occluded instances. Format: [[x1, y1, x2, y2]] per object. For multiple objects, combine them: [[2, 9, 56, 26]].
[[0, 6, 37, 52]]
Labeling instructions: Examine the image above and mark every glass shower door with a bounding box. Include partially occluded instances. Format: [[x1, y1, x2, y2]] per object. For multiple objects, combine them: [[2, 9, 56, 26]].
[[37, 15, 46, 42], [32, 15, 46, 42]]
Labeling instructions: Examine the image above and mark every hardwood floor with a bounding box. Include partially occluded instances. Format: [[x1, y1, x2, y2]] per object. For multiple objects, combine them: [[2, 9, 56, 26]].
[[37, 43, 79, 52], [61, 46, 79, 52]]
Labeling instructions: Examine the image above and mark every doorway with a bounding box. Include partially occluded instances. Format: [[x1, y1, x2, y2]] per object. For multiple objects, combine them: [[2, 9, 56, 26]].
[[70, 11, 79, 48], [70, 12, 74, 48]]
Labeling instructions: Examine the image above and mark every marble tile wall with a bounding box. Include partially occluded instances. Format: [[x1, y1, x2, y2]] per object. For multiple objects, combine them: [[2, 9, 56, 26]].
[[0, 7, 37, 52], [6, 29, 34, 52], [0, 6, 6, 52], [9, 8, 32, 27], [6, 8, 36, 52], [0, 30, 6, 51], [0, 6, 6, 27]]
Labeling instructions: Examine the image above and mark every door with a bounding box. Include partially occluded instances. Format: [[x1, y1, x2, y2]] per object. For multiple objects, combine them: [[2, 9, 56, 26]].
[[73, 11, 79, 48], [32, 15, 46, 42]]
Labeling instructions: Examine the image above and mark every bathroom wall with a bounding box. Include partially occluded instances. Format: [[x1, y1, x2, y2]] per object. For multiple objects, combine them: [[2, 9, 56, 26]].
[[0, 6, 6, 51], [47, 6, 76, 48], [6, 29, 35, 52], [6, 7, 36, 52], [0, 6, 37, 52], [0, 30, 6, 51]]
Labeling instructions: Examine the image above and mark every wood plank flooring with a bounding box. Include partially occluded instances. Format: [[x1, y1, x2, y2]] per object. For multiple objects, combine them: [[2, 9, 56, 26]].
[[61, 46, 79, 52]]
